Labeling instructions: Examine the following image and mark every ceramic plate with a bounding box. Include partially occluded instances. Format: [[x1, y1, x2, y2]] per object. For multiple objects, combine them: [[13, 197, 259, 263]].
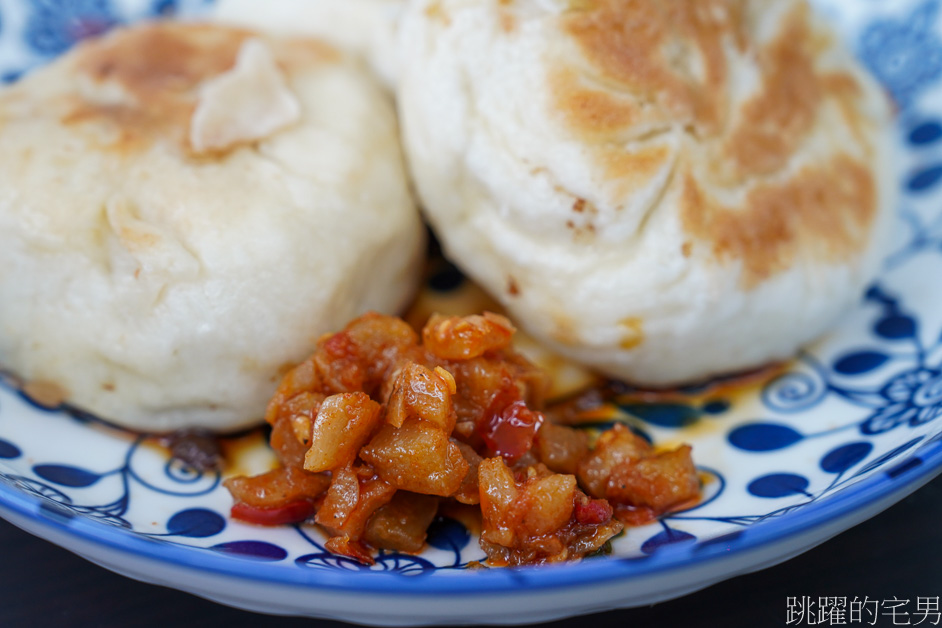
[[1, 0, 942, 625]]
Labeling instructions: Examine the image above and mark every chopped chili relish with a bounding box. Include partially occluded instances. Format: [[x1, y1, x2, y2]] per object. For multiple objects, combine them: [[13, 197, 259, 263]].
[[224, 312, 699, 566]]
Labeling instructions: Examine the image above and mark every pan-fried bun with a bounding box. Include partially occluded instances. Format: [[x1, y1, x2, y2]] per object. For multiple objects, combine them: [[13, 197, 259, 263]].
[[0, 23, 423, 431], [397, 0, 895, 386]]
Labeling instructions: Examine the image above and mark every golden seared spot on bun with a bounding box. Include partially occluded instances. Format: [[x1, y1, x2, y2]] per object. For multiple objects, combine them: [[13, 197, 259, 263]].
[[599, 143, 673, 199], [560, 1, 862, 177], [66, 23, 248, 152], [557, 0, 879, 285], [722, 4, 823, 179], [560, 0, 743, 135], [77, 23, 249, 98], [62, 22, 337, 156], [549, 68, 639, 139], [682, 155, 876, 288]]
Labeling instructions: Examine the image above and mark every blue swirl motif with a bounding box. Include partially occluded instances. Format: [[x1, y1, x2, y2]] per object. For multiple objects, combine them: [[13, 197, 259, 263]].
[[657, 226, 942, 544], [756, 284, 942, 439], [866, 368, 942, 434], [661, 418, 928, 540], [859, 0, 942, 109], [0, 470, 131, 528], [0, 424, 224, 535], [294, 548, 437, 576]]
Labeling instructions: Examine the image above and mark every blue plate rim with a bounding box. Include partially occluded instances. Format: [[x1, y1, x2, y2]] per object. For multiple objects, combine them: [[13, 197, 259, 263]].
[[0, 435, 939, 597]]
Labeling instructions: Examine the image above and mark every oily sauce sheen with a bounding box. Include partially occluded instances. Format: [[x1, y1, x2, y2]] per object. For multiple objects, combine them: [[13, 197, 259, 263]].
[[224, 312, 700, 567]]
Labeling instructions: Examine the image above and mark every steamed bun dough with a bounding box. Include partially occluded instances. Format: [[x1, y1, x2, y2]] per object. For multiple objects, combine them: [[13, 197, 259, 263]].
[[213, 0, 404, 88], [0, 23, 424, 431], [398, 0, 896, 386]]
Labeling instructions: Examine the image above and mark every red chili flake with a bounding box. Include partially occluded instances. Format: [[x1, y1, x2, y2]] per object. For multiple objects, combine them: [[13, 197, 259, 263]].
[[574, 495, 614, 526], [482, 388, 544, 462], [231, 500, 316, 526]]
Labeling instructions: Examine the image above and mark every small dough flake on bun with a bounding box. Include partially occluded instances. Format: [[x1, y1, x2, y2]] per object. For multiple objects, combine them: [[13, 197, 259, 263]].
[[397, 0, 896, 386], [213, 0, 404, 88], [0, 22, 424, 431]]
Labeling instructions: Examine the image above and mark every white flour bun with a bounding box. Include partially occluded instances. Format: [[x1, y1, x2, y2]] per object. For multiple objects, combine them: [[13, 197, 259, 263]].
[[397, 0, 896, 386], [0, 23, 423, 431]]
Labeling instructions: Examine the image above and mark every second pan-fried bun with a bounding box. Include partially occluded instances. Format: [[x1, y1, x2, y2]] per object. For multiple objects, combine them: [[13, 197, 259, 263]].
[[398, 0, 896, 386]]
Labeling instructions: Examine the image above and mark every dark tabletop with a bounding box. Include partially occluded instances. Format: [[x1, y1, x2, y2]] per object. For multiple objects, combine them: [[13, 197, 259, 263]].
[[1, 472, 940, 628]]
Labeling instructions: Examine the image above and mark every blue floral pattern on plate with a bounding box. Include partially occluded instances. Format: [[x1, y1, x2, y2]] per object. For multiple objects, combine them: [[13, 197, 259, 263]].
[[0, 0, 940, 623]]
